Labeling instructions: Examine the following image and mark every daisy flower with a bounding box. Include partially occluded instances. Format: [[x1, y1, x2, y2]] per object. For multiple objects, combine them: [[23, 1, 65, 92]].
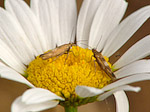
[[0, 0, 150, 112]]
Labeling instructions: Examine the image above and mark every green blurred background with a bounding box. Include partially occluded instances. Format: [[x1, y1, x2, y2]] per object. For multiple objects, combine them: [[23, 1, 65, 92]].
[[0, 0, 150, 112]]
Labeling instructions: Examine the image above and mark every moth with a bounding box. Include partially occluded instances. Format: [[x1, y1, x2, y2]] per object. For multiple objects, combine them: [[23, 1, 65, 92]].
[[92, 49, 116, 80], [40, 43, 75, 60]]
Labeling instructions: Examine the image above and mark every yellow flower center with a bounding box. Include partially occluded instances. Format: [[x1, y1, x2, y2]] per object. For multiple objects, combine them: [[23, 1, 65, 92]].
[[26, 46, 112, 106]]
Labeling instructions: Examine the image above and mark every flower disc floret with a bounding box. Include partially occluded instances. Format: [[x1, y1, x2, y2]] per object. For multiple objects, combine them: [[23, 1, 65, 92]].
[[26, 46, 112, 105]]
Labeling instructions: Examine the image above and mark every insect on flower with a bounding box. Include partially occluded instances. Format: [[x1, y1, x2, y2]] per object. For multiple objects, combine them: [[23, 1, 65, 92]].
[[92, 49, 116, 81], [40, 43, 76, 60], [40, 27, 77, 60]]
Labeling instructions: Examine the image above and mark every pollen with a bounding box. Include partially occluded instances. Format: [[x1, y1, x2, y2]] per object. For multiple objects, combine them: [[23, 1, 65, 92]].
[[26, 46, 112, 105]]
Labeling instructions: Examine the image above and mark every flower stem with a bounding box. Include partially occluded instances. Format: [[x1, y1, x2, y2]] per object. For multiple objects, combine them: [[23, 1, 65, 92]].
[[65, 106, 77, 112]]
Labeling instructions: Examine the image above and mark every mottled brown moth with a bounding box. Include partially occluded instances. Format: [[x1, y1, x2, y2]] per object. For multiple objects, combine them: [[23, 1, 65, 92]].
[[92, 49, 116, 80], [40, 43, 75, 60]]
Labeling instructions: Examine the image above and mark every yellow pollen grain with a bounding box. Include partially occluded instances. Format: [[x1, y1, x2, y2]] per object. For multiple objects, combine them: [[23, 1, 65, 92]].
[[26, 46, 112, 99]]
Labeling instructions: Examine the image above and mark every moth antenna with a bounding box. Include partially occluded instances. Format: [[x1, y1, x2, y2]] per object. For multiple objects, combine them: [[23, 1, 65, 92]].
[[95, 36, 102, 51], [69, 26, 76, 43], [77, 42, 93, 49], [76, 39, 88, 42]]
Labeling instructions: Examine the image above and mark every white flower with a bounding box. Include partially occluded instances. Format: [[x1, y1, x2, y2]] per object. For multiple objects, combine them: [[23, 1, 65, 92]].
[[0, 0, 150, 112]]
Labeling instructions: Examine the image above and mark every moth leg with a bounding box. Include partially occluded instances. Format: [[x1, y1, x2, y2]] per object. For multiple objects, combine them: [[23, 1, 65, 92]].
[[93, 59, 97, 73], [63, 48, 71, 64], [64, 47, 77, 64], [70, 48, 76, 57], [87, 55, 94, 63], [50, 56, 60, 63], [64, 54, 69, 65], [68, 46, 76, 56]]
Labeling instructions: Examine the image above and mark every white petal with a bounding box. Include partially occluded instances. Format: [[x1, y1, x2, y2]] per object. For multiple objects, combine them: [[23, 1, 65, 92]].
[[38, 0, 77, 48], [59, 0, 77, 45], [0, 62, 34, 87], [37, 0, 57, 49], [102, 74, 150, 91], [114, 60, 150, 78], [30, 0, 39, 17], [11, 96, 59, 112], [89, 0, 128, 51], [114, 91, 129, 112], [39, 0, 71, 48], [5, 0, 47, 54], [97, 85, 140, 101], [0, 39, 25, 73], [77, 0, 102, 48], [75, 86, 104, 98], [114, 35, 150, 69], [102, 5, 150, 57], [0, 7, 36, 64], [22, 88, 64, 104]]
